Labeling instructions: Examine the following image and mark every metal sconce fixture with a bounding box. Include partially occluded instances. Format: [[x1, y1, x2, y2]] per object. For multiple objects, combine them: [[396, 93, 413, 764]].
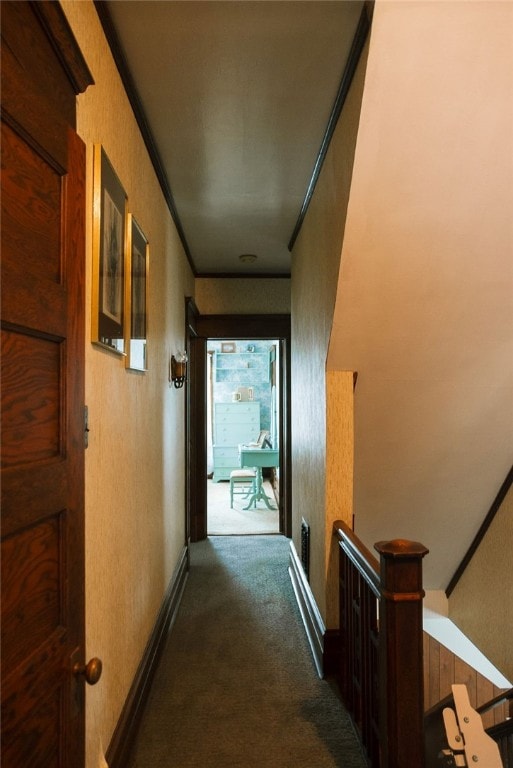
[[170, 351, 188, 389]]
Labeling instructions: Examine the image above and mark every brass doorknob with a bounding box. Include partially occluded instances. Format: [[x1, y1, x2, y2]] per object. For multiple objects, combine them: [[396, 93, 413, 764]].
[[73, 657, 102, 685]]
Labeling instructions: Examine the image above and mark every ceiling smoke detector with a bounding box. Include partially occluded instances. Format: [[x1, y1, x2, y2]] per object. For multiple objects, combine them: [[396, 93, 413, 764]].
[[239, 254, 257, 264]]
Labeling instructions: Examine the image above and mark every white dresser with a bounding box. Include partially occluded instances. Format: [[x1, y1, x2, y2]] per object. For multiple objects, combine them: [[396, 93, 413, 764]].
[[212, 402, 260, 482]]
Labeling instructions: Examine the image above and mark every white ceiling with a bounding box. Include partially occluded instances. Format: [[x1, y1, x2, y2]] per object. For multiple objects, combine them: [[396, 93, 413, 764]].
[[102, 0, 365, 275]]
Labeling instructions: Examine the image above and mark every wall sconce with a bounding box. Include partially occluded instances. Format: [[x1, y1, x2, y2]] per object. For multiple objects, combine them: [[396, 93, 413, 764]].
[[170, 351, 188, 389]]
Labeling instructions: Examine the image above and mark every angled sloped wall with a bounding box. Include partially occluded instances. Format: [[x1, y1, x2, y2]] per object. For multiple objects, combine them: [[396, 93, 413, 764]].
[[449, 480, 513, 683], [328, 0, 513, 596]]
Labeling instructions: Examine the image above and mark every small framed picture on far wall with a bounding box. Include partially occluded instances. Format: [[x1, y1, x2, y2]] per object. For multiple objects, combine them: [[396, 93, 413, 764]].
[[125, 214, 149, 372], [221, 342, 236, 353]]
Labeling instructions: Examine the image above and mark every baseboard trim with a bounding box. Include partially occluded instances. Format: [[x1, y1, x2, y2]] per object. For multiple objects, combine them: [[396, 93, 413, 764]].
[[288, 541, 325, 678], [323, 628, 341, 677], [106, 546, 189, 768]]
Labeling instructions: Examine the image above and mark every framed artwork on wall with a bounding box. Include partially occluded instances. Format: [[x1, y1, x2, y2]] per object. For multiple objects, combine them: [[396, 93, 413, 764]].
[[125, 214, 149, 371], [91, 144, 128, 355], [221, 342, 236, 353]]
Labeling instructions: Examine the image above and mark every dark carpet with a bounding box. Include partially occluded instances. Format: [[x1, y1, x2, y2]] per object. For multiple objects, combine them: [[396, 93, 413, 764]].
[[127, 535, 366, 767]]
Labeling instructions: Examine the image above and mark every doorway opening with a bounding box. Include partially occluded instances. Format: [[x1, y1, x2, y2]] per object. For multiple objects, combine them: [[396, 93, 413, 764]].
[[185, 304, 291, 542], [206, 339, 280, 535]]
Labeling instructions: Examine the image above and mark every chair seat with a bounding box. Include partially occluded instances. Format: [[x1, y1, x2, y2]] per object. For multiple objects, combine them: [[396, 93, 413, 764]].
[[230, 469, 256, 479]]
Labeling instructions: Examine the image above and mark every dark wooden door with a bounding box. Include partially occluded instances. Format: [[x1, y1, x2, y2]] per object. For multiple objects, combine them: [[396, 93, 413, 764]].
[[1, 3, 93, 766]]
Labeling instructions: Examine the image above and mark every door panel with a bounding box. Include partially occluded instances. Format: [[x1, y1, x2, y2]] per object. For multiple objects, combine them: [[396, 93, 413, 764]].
[[1, 88, 87, 768], [1, 329, 62, 466], [1, 120, 62, 281]]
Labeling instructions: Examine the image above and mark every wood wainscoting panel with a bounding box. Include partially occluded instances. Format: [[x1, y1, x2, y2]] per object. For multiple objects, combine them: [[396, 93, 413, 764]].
[[423, 632, 507, 728]]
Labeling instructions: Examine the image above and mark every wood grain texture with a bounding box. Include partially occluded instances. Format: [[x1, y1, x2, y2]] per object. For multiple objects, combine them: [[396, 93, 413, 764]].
[[1, 331, 61, 468], [2, 687, 61, 768], [1, 124, 61, 280], [423, 633, 508, 729], [335, 524, 426, 766], [1, 3, 87, 764], [1, 518, 61, 670], [30, 0, 94, 96]]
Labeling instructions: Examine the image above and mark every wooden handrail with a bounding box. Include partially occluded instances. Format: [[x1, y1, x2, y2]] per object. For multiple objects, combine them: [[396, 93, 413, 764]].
[[334, 521, 429, 768], [335, 520, 380, 594], [477, 686, 513, 715]]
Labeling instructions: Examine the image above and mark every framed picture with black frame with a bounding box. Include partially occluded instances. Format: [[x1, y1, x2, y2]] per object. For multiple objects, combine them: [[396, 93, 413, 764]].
[[91, 144, 128, 355], [125, 214, 149, 371]]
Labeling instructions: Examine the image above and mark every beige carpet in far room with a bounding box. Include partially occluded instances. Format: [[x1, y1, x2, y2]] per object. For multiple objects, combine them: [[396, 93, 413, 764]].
[[207, 478, 279, 535]]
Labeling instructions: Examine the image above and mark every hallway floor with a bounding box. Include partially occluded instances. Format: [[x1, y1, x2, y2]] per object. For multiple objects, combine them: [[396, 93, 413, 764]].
[[127, 536, 366, 767]]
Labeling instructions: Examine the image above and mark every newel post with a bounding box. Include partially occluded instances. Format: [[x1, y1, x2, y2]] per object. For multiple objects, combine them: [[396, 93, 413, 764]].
[[374, 539, 429, 768]]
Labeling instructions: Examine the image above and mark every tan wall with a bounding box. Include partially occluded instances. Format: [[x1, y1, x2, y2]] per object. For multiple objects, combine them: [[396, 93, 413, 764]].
[[195, 277, 290, 315], [290, 41, 368, 625], [61, 4, 195, 766], [449, 482, 513, 683]]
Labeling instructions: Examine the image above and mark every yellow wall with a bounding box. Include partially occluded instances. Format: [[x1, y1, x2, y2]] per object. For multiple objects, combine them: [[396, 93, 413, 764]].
[[61, 3, 194, 766], [450, 482, 513, 683], [195, 277, 290, 315], [325, 371, 354, 625], [290, 40, 368, 626]]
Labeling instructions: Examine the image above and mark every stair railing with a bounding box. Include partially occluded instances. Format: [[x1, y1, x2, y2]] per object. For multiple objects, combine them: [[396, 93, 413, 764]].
[[478, 688, 513, 765], [333, 521, 429, 768]]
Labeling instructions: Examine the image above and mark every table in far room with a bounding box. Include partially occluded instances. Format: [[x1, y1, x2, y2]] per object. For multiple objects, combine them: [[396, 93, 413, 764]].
[[238, 446, 279, 510]]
